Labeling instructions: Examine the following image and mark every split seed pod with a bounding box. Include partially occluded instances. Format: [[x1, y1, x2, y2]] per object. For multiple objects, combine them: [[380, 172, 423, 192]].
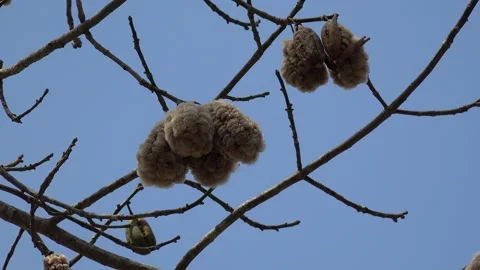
[[164, 102, 215, 158], [465, 252, 480, 270], [125, 218, 157, 255], [203, 100, 265, 164], [136, 120, 188, 188], [281, 25, 329, 93], [43, 253, 70, 270], [188, 149, 237, 188], [321, 15, 370, 89]]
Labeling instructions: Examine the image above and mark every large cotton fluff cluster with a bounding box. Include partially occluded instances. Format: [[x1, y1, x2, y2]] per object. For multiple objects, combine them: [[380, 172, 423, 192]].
[[43, 253, 70, 270], [136, 120, 189, 188], [204, 100, 265, 164], [281, 25, 329, 93], [188, 149, 237, 188], [137, 101, 264, 188], [465, 252, 480, 270], [321, 17, 369, 90], [164, 102, 214, 158]]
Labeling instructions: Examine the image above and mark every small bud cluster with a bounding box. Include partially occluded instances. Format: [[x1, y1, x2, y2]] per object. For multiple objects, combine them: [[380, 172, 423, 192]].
[[43, 254, 70, 270]]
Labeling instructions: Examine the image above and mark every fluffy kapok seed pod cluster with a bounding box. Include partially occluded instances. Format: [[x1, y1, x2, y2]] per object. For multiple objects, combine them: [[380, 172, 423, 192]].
[[465, 252, 480, 270], [188, 149, 237, 188], [203, 100, 265, 164], [136, 120, 189, 188], [321, 15, 370, 90], [164, 102, 214, 158], [43, 253, 70, 270], [125, 218, 157, 255], [281, 25, 329, 93]]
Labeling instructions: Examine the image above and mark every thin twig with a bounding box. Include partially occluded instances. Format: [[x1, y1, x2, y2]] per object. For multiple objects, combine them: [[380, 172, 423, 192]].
[[304, 176, 408, 222], [74, 0, 183, 106], [366, 77, 388, 108], [0, 61, 49, 123], [215, 2, 312, 100], [2, 228, 24, 270], [0, 0, 127, 80], [184, 180, 300, 231], [246, 0, 262, 48], [66, 0, 82, 48], [175, 1, 478, 267], [3, 153, 54, 172], [0, 201, 159, 270], [3, 154, 24, 168], [50, 169, 138, 225], [225, 91, 269, 101], [127, 16, 169, 111], [69, 182, 144, 266], [275, 70, 302, 170], [395, 98, 480, 116], [29, 138, 76, 253], [69, 188, 213, 221], [204, 0, 260, 30]]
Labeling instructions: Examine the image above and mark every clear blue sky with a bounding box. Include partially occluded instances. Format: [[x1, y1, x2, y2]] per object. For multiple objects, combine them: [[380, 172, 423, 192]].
[[1, 1, 479, 269]]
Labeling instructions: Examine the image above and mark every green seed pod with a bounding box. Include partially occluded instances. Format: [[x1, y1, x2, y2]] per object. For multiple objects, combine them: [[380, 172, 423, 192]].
[[125, 218, 157, 255]]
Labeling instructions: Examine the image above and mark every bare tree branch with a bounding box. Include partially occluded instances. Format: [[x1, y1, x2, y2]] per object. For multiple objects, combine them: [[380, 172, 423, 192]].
[[127, 16, 169, 111], [396, 98, 480, 116], [275, 70, 302, 171], [0, 60, 49, 123], [69, 182, 144, 266], [304, 176, 408, 222], [204, 0, 260, 30], [4, 153, 54, 172], [0, 201, 160, 270], [66, 0, 82, 48], [0, 0, 127, 80], [175, 1, 478, 267], [2, 155, 24, 168], [184, 180, 300, 231], [29, 138, 77, 253], [215, 1, 314, 99], [366, 77, 388, 109], [224, 91, 270, 102], [2, 228, 24, 270], [246, 0, 262, 48]]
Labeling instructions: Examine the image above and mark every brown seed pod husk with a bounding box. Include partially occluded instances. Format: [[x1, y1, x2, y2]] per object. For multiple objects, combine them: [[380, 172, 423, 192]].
[[321, 16, 370, 89], [281, 25, 329, 93], [164, 102, 214, 158], [188, 149, 237, 188], [136, 120, 188, 188], [43, 253, 70, 270], [203, 100, 265, 164], [466, 252, 480, 270]]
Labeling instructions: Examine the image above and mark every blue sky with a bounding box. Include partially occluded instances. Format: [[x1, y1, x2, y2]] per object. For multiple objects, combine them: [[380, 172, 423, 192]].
[[0, 0, 479, 269]]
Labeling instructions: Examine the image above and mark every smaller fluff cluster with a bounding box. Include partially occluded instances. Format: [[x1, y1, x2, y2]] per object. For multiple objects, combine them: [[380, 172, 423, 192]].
[[137, 101, 265, 188], [204, 100, 265, 164], [281, 25, 329, 93], [136, 120, 189, 188], [188, 149, 237, 187], [164, 102, 214, 158], [43, 253, 70, 270], [321, 15, 370, 89], [465, 252, 480, 270]]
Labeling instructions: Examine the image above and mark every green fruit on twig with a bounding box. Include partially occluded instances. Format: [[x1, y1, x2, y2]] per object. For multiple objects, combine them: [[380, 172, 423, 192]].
[[125, 218, 157, 255]]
